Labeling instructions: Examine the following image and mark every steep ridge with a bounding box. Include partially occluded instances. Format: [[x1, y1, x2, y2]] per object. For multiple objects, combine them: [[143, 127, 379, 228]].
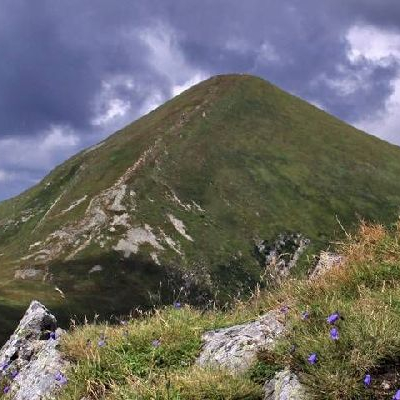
[[1, 74, 400, 342]]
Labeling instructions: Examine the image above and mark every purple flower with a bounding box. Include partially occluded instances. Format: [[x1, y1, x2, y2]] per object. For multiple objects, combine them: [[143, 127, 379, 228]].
[[308, 353, 318, 365], [98, 339, 106, 347], [10, 370, 18, 380], [280, 305, 289, 314], [152, 339, 161, 348], [327, 312, 340, 325], [301, 311, 310, 320], [364, 374, 371, 386], [55, 372, 68, 385], [393, 390, 400, 400], [330, 327, 339, 341], [173, 301, 181, 309], [3, 386, 10, 394], [49, 331, 56, 340], [1, 362, 9, 371]]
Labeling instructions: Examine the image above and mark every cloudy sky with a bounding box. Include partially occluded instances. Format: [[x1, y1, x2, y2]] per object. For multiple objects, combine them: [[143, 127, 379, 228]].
[[0, 0, 399, 200]]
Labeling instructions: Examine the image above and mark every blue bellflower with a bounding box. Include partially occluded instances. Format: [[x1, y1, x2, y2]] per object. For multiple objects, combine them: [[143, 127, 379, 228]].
[[10, 370, 18, 380], [308, 353, 318, 364], [364, 374, 371, 386], [327, 312, 340, 324], [301, 311, 310, 320], [55, 372, 68, 385], [330, 327, 339, 341], [280, 305, 289, 314], [174, 301, 181, 309], [1, 362, 9, 371]]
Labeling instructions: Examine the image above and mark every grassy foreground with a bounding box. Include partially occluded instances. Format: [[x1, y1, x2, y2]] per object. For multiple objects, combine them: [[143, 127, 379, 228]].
[[56, 222, 400, 399]]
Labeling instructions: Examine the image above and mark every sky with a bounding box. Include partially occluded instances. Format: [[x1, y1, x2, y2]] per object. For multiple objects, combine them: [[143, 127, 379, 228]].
[[0, 0, 400, 200]]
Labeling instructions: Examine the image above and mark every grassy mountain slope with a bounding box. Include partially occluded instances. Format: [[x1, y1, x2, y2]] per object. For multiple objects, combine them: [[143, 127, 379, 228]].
[[1, 74, 400, 340]]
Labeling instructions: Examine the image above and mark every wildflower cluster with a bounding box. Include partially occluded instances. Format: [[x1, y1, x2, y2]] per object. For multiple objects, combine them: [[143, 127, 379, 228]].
[[301, 310, 400, 399]]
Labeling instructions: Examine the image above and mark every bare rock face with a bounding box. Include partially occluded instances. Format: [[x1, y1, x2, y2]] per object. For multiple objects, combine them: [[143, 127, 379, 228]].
[[264, 369, 307, 400], [197, 310, 285, 374], [0, 301, 68, 400]]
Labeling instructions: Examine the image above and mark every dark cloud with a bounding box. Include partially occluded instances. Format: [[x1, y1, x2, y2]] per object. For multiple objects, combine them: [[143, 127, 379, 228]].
[[0, 0, 399, 200]]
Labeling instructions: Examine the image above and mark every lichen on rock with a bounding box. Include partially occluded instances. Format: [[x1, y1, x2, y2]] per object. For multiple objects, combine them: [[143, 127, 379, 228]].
[[0, 301, 68, 400], [264, 368, 307, 400], [197, 310, 285, 374]]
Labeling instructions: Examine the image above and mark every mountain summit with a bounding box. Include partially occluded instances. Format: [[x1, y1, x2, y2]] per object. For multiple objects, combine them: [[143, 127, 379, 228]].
[[1, 74, 400, 339]]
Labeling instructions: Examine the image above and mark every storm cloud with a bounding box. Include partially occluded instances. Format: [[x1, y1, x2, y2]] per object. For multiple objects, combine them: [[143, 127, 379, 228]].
[[0, 0, 399, 199]]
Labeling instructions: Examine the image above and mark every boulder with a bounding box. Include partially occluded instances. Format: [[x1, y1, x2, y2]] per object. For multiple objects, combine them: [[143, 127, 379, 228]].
[[0, 301, 68, 400], [264, 368, 307, 400], [197, 310, 285, 374]]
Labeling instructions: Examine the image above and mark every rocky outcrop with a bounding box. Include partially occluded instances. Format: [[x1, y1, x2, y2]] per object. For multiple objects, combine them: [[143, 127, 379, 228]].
[[198, 311, 310, 398], [264, 369, 307, 400], [309, 251, 343, 280], [197, 310, 285, 374], [0, 301, 68, 400], [256, 234, 310, 279], [14, 268, 43, 280]]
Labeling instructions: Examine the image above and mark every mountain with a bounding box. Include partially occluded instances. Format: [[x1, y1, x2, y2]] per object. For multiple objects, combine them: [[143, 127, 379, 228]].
[[1, 74, 400, 340]]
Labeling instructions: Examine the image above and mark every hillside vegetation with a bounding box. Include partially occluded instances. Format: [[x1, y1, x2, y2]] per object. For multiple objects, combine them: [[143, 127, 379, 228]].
[[53, 222, 400, 400], [1, 74, 400, 342]]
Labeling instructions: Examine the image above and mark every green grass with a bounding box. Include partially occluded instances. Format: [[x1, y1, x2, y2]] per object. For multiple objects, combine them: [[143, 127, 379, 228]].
[[265, 223, 400, 399], [59, 307, 263, 400]]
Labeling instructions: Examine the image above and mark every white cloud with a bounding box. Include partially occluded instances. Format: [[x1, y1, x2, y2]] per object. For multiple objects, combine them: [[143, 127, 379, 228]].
[[139, 90, 164, 115], [224, 37, 251, 54], [346, 25, 400, 143], [91, 76, 134, 127], [91, 23, 209, 129], [0, 125, 80, 171], [172, 73, 207, 97], [319, 63, 373, 97], [0, 169, 11, 183], [139, 22, 209, 99], [225, 37, 281, 67], [140, 23, 190, 81], [255, 41, 281, 65], [93, 98, 131, 126], [355, 78, 400, 142], [347, 25, 400, 64]]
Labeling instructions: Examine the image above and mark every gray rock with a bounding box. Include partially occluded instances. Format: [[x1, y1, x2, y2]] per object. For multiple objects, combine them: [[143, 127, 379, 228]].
[[309, 252, 343, 280], [88, 264, 103, 274], [264, 369, 307, 400], [0, 301, 69, 400], [256, 234, 310, 280], [197, 310, 285, 374], [14, 268, 42, 280]]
